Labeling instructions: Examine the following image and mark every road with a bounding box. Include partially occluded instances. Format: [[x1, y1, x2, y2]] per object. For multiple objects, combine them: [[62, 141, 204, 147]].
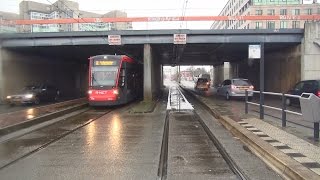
[[180, 80, 308, 124], [0, 87, 281, 179]]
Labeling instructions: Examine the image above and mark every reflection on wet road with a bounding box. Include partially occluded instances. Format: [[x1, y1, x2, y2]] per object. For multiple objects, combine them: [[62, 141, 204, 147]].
[[0, 103, 167, 179], [167, 111, 236, 179]]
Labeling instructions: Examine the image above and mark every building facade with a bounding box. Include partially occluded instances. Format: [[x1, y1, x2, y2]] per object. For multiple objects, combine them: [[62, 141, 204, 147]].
[[211, 0, 320, 29], [18, 0, 132, 32], [0, 11, 19, 33]]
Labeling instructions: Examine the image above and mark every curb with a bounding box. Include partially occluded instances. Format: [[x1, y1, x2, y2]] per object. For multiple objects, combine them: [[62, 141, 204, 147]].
[[0, 103, 88, 136], [182, 87, 320, 180]]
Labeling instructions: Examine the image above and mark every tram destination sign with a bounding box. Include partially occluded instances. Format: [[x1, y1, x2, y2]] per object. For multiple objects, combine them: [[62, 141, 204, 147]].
[[94, 60, 118, 66]]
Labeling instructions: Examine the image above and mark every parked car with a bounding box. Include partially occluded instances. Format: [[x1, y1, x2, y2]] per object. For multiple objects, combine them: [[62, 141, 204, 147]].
[[286, 80, 320, 106], [194, 78, 210, 91], [216, 78, 254, 100], [6, 84, 60, 105]]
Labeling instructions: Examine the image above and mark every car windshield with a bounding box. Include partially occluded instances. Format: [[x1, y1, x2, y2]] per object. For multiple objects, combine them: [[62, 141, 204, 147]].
[[91, 66, 118, 86], [232, 79, 251, 86], [198, 78, 208, 83], [20, 85, 40, 92]]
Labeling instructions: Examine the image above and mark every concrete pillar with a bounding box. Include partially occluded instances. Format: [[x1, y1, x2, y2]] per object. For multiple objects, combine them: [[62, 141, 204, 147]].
[[301, 22, 320, 80], [0, 47, 4, 102], [223, 62, 230, 80], [143, 44, 153, 101]]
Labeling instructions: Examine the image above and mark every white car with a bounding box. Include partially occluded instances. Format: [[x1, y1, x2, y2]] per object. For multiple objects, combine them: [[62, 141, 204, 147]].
[[216, 78, 254, 100]]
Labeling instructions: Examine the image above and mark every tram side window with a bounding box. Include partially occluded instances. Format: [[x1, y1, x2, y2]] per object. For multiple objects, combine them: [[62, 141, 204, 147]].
[[126, 68, 134, 90], [120, 68, 125, 87]]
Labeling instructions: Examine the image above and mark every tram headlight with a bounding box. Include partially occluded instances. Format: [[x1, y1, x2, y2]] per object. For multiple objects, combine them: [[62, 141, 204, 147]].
[[6, 96, 11, 99], [25, 94, 34, 99], [88, 90, 93, 94], [113, 89, 119, 95]]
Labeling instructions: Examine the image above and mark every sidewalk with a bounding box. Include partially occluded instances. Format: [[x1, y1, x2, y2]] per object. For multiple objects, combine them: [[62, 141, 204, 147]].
[[182, 86, 320, 179]]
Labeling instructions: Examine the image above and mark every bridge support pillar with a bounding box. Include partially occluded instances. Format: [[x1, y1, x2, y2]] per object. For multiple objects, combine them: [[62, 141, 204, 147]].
[[144, 44, 154, 101], [301, 22, 320, 80], [0, 47, 4, 103]]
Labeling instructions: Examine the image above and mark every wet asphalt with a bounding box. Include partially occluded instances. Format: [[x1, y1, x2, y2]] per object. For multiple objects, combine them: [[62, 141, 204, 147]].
[[0, 102, 167, 179], [0, 87, 283, 179]]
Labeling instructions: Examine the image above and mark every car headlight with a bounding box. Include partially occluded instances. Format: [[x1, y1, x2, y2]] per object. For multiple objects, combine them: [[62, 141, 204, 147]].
[[6, 96, 11, 99], [25, 94, 34, 98]]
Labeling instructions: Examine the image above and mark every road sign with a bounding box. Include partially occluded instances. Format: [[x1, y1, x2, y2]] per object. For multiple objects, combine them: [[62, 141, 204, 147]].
[[173, 34, 187, 44], [108, 35, 121, 45], [248, 44, 261, 59]]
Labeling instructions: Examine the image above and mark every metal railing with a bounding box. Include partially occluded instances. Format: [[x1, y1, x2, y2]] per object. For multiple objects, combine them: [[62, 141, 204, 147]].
[[244, 90, 319, 139]]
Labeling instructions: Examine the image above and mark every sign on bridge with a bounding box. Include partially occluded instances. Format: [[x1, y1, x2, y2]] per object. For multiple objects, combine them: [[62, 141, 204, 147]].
[[173, 34, 187, 44], [108, 35, 121, 45]]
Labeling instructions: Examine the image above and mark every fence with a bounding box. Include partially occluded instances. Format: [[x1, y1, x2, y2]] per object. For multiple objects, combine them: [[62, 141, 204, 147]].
[[245, 90, 319, 139]]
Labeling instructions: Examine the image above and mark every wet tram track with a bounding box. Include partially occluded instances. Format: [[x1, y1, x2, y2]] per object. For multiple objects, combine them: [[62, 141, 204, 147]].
[[158, 88, 248, 180], [0, 106, 120, 171]]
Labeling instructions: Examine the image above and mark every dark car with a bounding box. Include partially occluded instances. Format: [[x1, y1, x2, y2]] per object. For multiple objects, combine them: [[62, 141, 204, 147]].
[[286, 80, 320, 106], [6, 84, 60, 105], [194, 78, 210, 91]]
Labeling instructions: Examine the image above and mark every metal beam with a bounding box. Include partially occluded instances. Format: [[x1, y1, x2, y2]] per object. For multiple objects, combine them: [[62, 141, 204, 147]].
[[1, 34, 303, 47]]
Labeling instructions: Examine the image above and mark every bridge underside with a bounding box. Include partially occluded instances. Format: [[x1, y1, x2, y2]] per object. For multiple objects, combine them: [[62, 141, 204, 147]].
[[1, 25, 319, 102]]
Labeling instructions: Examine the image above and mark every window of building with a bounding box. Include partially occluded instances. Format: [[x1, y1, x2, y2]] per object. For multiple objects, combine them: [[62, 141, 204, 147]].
[[267, 9, 275, 15], [280, 9, 287, 15], [292, 21, 300, 29], [255, 9, 263, 15], [267, 21, 275, 29], [305, 9, 312, 15], [292, 9, 300, 15], [280, 21, 288, 29], [255, 21, 263, 29]]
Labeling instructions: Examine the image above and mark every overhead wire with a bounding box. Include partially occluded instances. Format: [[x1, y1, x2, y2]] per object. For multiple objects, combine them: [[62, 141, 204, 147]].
[[180, 0, 189, 29]]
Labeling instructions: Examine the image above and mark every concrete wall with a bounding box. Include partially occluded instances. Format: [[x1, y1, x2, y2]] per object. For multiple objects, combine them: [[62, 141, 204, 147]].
[[265, 46, 301, 92], [301, 22, 320, 81], [238, 45, 301, 92], [0, 48, 87, 101]]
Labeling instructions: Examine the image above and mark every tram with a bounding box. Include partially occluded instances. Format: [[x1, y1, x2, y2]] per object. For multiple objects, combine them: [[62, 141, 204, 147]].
[[88, 55, 142, 106]]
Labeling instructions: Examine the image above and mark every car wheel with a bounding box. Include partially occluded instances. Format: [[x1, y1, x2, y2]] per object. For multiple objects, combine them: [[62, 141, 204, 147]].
[[226, 92, 230, 100], [34, 97, 40, 105], [285, 98, 291, 106]]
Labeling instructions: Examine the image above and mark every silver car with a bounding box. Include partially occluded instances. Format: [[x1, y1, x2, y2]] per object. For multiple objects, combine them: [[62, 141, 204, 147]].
[[216, 78, 254, 100]]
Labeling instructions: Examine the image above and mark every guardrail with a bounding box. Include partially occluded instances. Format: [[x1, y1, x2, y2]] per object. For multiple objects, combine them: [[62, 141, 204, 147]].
[[244, 90, 319, 139]]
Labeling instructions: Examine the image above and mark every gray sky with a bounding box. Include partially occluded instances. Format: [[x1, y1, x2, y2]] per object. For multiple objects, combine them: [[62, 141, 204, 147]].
[[0, 0, 228, 29]]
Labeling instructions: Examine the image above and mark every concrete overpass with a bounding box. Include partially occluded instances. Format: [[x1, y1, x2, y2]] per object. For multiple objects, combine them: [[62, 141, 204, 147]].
[[0, 22, 319, 102]]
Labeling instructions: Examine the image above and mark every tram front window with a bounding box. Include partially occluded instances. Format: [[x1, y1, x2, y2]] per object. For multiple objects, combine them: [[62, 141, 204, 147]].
[[92, 66, 118, 86]]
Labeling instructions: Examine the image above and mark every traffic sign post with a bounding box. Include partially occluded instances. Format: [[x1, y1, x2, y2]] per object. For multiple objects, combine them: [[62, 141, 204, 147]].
[[248, 43, 264, 119]]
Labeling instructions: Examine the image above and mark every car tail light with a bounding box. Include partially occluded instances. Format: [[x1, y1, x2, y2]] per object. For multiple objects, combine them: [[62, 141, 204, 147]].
[[231, 85, 237, 89], [206, 82, 210, 85], [249, 85, 254, 90], [113, 89, 119, 95], [88, 90, 92, 94], [317, 90, 320, 97]]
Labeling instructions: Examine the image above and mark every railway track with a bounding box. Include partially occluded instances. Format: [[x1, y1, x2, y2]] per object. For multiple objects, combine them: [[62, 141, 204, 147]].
[[158, 86, 248, 180]]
